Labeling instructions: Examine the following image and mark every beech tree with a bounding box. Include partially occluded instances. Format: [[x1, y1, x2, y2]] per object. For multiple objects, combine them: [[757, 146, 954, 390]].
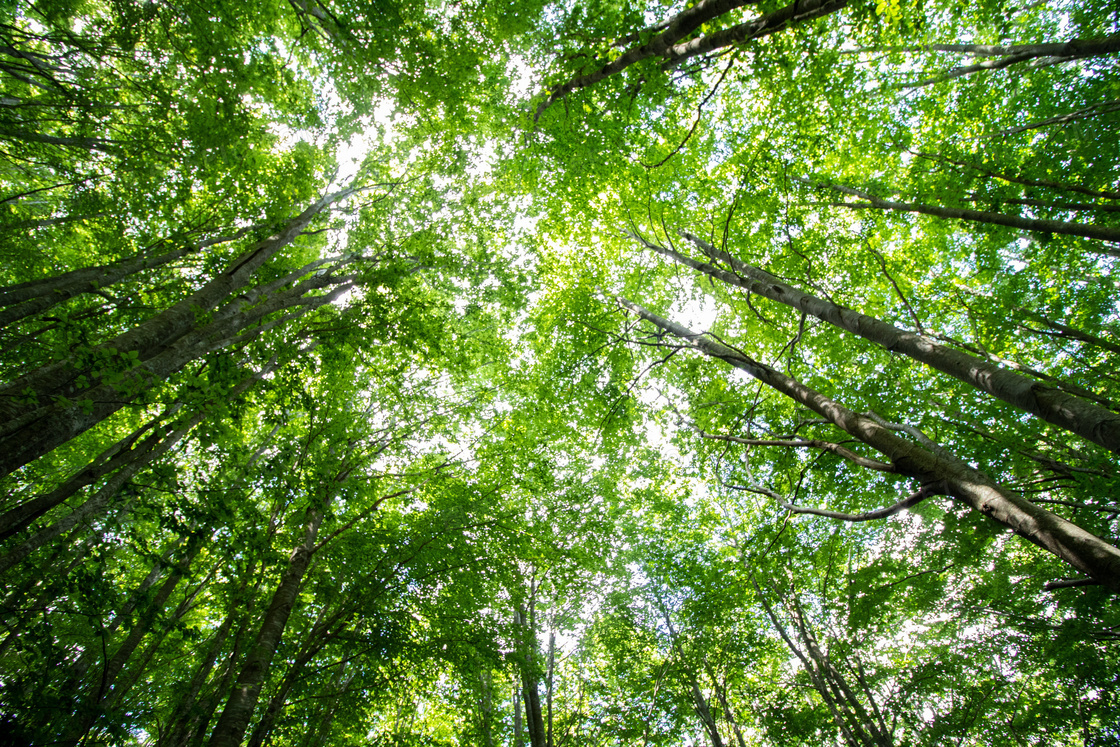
[[3, 0, 1120, 744]]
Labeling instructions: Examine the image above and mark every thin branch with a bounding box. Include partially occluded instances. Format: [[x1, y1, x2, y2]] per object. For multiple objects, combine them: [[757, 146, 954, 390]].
[[725, 479, 948, 521]]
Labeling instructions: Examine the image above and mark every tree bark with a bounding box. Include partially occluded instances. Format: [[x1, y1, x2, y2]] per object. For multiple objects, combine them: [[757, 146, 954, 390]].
[[906, 34, 1120, 88], [644, 231, 1120, 456], [206, 495, 329, 747], [0, 265, 349, 478], [0, 410, 168, 540], [0, 224, 258, 329], [62, 538, 201, 745], [536, 0, 763, 118], [535, 0, 844, 119], [0, 187, 352, 456], [616, 296, 1120, 593]]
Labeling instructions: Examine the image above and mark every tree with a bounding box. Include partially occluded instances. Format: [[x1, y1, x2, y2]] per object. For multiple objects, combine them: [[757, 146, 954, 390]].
[[5, 0, 1120, 743]]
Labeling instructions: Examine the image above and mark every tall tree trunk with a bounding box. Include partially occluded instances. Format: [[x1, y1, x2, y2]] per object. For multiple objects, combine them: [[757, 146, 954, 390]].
[[536, 0, 764, 118], [158, 597, 239, 747], [245, 605, 353, 747], [906, 34, 1120, 87], [0, 187, 353, 470], [616, 296, 1120, 592], [751, 575, 866, 747], [61, 537, 201, 745], [205, 495, 329, 747], [644, 231, 1120, 455], [0, 409, 169, 540], [515, 604, 547, 747], [514, 678, 525, 747], [536, 0, 846, 119], [0, 358, 275, 576], [654, 596, 724, 747], [0, 268, 349, 478]]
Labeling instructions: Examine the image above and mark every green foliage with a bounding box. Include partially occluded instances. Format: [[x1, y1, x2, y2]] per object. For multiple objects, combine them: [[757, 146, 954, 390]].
[[3, 0, 1120, 745]]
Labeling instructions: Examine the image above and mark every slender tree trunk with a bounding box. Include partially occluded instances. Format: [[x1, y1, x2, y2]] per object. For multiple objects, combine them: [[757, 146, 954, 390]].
[[0, 410, 169, 539], [906, 34, 1120, 88], [785, 593, 891, 747], [546, 630, 555, 747], [514, 678, 525, 747], [0, 417, 193, 577], [301, 663, 353, 747], [62, 538, 201, 745], [617, 296, 1120, 592], [245, 605, 353, 747], [158, 599, 238, 747], [645, 231, 1120, 455], [662, 0, 846, 69], [0, 224, 261, 309], [185, 607, 256, 747], [479, 668, 495, 747], [0, 359, 274, 576], [517, 604, 547, 747], [751, 575, 864, 747], [907, 149, 1120, 201], [535, 0, 763, 118], [206, 495, 329, 747], [0, 187, 352, 453], [654, 597, 724, 747], [0, 267, 344, 477]]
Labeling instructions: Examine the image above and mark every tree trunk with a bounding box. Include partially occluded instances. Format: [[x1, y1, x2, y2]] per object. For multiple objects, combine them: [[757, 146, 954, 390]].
[[0, 187, 352, 465], [535, 0, 763, 118], [0, 359, 275, 576], [158, 598, 238, 747], [515, 604, 547, 747], [245, 605, 353, 747], [654, 596, 724, 747], [0, 267, 344, 478], [0, 410, 169, 540], [205, 496, 329, 747], [646, 231, 1120, 455], [617, 296, 1120, 592], [62, 538, 201, 745]]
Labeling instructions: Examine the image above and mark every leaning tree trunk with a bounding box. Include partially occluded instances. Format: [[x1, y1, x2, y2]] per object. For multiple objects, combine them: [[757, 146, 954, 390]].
[[0, 359, 276, 575], [0, 224, 260, 329], [535, 0, 846, 118], [802, 178, 1120, 248], [61, 537, 202, 745], [642, 231, 1120, 455], [617, 296, 1120, 593], [205, 495, 329, 747], [0, 187, 353, 473], [0, 263, 349, 479]]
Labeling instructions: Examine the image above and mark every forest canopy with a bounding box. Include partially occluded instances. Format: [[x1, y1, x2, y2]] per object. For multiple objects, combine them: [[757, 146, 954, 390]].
[[1, 0, 1119, 745]]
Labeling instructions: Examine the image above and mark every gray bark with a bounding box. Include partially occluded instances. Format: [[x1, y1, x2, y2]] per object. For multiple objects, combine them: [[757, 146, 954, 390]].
[[616, 296, 1120, 593], [206, 496, 329, 747], [0, 187, 352, 448], [0, 265, 349, 478], [535, 0, 843, 119], [536, 0, 763, 118], [803, 178, 1120, 247], [0, 224, 258, 329], [645, 231, 1120, 455]]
